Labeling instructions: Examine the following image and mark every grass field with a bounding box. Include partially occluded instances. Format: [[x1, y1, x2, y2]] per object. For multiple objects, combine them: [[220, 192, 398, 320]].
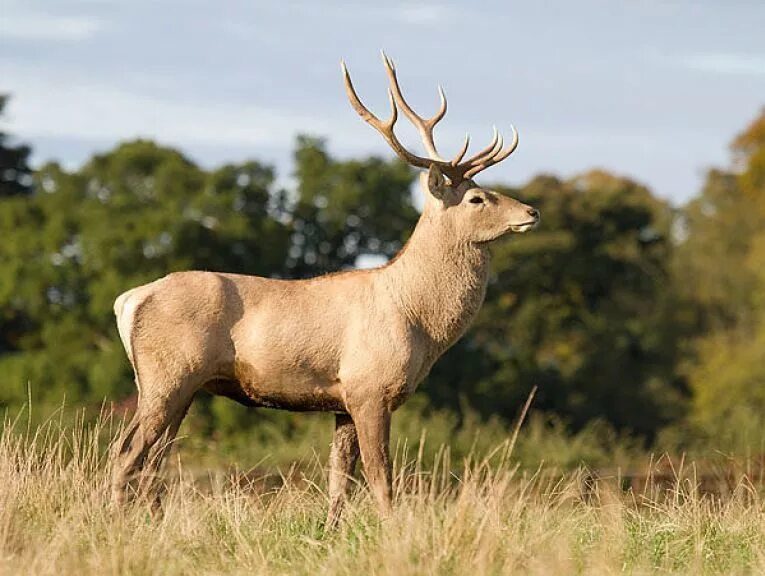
[[2, 412, 765, 575]]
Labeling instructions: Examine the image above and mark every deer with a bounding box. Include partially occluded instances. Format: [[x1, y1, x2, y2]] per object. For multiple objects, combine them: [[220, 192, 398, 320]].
[[110, 53, 539, 527]]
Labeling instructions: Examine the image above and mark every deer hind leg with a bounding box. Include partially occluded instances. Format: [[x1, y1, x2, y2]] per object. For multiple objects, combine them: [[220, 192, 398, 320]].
[[326, 413, 360, 530], [111, 380, 195, 506], [145, 400, 192, 476]]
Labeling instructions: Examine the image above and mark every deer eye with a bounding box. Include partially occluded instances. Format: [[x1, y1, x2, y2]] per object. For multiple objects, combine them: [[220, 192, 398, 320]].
[[468, 196, 484, 205]]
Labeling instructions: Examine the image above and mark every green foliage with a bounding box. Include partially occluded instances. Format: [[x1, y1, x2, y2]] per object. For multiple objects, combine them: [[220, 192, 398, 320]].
[[733, 108, 765, 212], [0, 141, 291, 407], [0, 95, 35, 363], [0, 95, 33, 198], [677, 110, 765, 450], [0, 137, 417, 431], [286, 136, 417, 276], [3, 105, 765, 454]]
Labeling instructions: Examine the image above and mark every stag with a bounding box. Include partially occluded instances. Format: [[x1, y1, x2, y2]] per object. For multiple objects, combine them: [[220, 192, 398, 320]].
[[111, 53, 539, 526]]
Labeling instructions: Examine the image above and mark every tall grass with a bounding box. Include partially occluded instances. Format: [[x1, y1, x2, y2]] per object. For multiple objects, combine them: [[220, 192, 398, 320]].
[[2, 410, 765, 575], [178, 395, 648, 476]]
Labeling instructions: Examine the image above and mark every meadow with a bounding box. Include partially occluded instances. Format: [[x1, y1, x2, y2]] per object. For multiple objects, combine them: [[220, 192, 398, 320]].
[[3, 406, 765, 576], [3, 96, 765, 575]]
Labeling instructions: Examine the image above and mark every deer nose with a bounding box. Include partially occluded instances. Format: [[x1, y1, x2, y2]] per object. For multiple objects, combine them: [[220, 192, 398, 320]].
[[527, 207, 540, 220]]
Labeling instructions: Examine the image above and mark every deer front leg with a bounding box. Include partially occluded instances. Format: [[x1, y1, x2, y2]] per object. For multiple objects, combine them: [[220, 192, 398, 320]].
[[326, 413, 360, 529], [349, 401, 393, 516]]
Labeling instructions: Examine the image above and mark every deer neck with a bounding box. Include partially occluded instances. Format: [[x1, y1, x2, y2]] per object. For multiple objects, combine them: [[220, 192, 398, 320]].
[[380, 208, 491, 347]]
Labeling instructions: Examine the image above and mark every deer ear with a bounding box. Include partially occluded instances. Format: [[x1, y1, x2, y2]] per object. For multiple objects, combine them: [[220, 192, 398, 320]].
[[427, 164, 448, 199]]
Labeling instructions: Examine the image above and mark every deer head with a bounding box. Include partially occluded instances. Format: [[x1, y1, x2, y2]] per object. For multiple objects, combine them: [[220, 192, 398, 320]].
[[342, 53, 540, 245]]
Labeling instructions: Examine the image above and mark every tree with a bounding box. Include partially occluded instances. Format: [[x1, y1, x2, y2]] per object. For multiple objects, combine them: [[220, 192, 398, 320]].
[[0, 95, 33, 197], [0, 136, 418, 424], [0, 96, 36, 361], [733, 108, 765, 214], [0, 140, 290, 409], [680, 111, 765, 447], [285, 136, 417, 277]]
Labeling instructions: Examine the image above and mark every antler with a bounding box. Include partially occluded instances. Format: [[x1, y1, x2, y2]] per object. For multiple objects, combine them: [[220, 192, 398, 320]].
[[341, 52, 518, 182], [380, 53, 447, 162]]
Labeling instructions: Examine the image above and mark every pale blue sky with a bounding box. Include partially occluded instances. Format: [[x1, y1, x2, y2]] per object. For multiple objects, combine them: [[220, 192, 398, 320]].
[[1, 0, 764, 203]]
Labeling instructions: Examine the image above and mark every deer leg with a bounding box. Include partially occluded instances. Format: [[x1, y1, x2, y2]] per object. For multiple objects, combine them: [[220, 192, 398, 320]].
[[111, 384, 194, 505], [111, 404, 170, 505], [351, 402, 393, 516], [145, 400, 192, 475], [111, 408, 142, 503], [326, 413, 360, 529], [139, 399, 193, 511]]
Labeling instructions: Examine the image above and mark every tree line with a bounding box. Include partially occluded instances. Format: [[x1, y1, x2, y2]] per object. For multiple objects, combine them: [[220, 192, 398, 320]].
[[1, 94, 764, 448]]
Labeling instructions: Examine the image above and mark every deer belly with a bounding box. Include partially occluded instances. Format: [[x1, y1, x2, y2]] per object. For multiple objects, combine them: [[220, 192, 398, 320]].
[[204, 360, 346, 412]]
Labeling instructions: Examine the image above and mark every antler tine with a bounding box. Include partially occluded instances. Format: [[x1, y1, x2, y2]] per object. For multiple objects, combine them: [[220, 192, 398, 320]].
[[493, 125, 519, 163], [384, 88, 398, 129], [341, 60, 385, 125], [450, 134, 470, 165], [341, 60, 435, 170], [487, 132, 505, 163], [464, 125, 519, 179], [461, 127, 500, 168], [382, 51, 448, 162], [434, 86, 448, 126]]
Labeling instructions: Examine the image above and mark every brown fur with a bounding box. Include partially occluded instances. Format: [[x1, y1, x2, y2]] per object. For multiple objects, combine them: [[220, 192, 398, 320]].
[[111, 59, 540, 528]]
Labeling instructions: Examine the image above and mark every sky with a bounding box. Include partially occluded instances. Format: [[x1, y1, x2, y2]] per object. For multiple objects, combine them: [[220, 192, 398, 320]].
[[1, 0, 764, 204]]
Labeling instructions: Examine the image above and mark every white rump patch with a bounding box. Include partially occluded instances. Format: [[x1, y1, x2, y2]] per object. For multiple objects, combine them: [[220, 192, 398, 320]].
[[114, 289, 140, 370]]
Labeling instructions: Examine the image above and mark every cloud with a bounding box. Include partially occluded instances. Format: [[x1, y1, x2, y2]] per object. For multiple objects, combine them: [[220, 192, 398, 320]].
[[0, 58, 478, 162], [679, 52, 765, 76], [0, 12, 102, 41], [0, 64, 349, 152]]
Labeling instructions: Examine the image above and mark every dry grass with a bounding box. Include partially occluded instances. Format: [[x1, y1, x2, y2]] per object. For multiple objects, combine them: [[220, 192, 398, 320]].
[[2, 412, 765, 575]]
